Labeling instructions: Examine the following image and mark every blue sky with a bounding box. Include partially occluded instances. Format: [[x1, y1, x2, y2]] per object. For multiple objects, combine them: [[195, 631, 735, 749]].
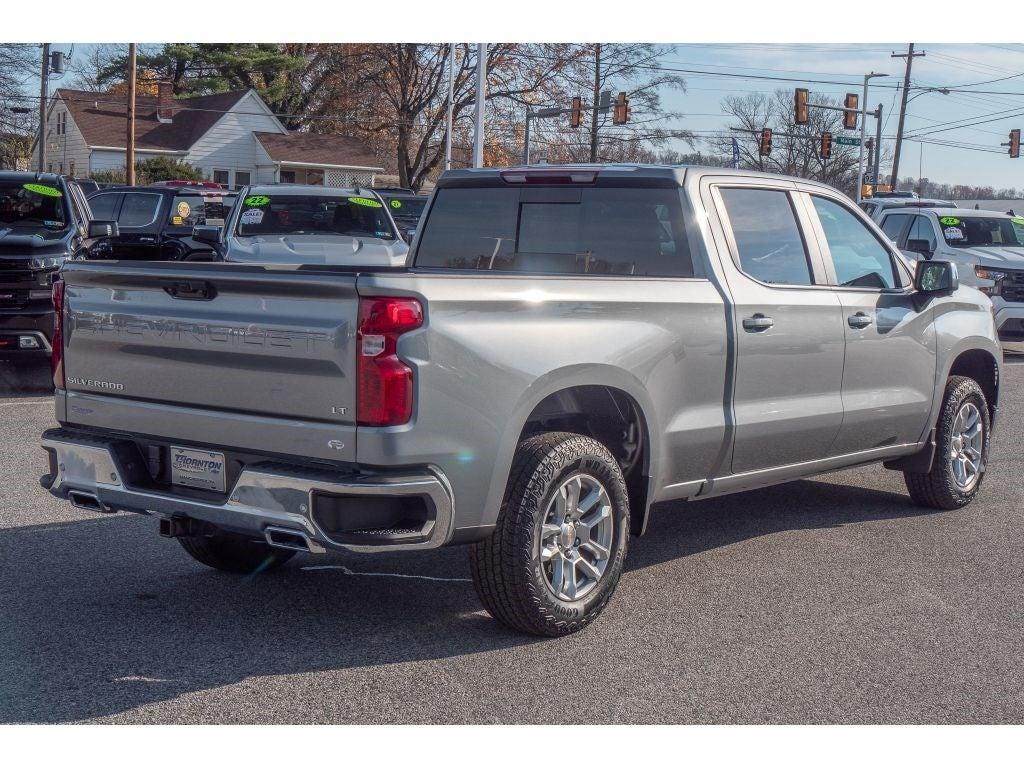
[[33, 42, 1024, 189], [663, 43, 1024, 189]]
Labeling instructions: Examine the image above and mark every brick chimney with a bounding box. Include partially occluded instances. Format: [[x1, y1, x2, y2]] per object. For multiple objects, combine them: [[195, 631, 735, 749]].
[[156, 81, 174, 123]]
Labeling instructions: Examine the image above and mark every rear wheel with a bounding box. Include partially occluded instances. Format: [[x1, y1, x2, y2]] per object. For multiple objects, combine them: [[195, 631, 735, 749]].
[[904, 375, 990, 510], [178, 530, 295, 574], [470, 432, 630, 636]]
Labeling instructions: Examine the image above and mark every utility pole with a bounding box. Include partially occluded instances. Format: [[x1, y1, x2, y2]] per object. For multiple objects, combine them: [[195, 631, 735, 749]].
[[589, 43, 601, 163], [126, 43, 137, 186], [890, 43, 925, 190], [37, 43, 50, 173], [444, 42, 455, 171], [855, 72, 887, 203], [873, 103, 883, 189], [472, 43, 486, 168]]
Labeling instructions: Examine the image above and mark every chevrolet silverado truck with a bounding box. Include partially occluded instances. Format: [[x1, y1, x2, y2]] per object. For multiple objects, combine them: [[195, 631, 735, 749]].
[[0, 172, 115, 355], [40, 165, 1001, 636]]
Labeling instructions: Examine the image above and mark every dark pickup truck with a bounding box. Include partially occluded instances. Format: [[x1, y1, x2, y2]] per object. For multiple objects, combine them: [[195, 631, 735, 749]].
[[0, 172, 115, 355], [86, 185, 232, 262]]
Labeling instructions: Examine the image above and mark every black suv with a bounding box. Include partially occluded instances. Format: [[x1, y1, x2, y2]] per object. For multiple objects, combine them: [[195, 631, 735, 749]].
[[0, 172, 116, 355], [86, 185, 233, 261], [373, 187, 429, 241]]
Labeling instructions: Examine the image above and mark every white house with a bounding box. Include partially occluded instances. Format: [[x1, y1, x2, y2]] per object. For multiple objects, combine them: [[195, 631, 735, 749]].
[[37, 84, 383, 189]]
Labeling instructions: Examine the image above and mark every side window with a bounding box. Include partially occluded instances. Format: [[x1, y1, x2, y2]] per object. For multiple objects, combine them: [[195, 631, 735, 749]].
[[87, 192, 121, 221], [811, 196, 898, 290], [880, 213, 910, 244], [908, 215, 937, 252], [719, 187, 813, 286], [118, 193, 161, 228]]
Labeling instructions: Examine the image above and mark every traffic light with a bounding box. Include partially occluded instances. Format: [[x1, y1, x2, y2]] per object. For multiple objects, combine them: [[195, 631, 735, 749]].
[[795, 88, 809, 125], [612, 91, 630, 125], [570, 96, 582, 129], [843, 93, 859, 130], [1010, 128, 1020, 159], [759, 128, 772, 156], [820, 131, 832, 159]]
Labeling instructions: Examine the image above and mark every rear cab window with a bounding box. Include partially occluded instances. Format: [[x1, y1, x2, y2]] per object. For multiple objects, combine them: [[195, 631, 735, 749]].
[[414, 184, 694, 277]]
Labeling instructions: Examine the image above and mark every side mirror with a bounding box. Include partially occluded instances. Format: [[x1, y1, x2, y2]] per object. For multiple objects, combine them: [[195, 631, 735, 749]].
[[905, 238, 933, 259], [915, 259, 958, 294], [87, 220, 118, 238], [193, 224, 221, 244]]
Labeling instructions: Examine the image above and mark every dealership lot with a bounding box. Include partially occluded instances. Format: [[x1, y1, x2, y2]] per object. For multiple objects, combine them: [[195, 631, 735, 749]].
[[2, 357, 1023, 724]]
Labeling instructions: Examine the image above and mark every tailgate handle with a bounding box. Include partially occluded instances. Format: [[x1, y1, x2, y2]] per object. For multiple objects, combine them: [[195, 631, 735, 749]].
[[163, 280, 217, 301]]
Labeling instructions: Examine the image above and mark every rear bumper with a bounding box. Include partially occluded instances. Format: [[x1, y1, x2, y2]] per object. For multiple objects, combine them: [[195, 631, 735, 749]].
[[40, 428, 455, 554], [0, 308, 52, 353]]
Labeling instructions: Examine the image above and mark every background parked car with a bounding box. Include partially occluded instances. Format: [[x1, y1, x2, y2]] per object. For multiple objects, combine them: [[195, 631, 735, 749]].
[[860, 196, 955, 222], [373, 186, 429, 241], [197, 184, 408, 266], [86, 185, 228, 261], [0, 171, 116, 355], [879, 205, 1024, 350]]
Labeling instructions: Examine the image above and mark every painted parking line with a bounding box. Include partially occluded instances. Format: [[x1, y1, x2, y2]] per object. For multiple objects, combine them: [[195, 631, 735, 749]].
[[0, 399, 53, 408], [301, 564, 471, 583]]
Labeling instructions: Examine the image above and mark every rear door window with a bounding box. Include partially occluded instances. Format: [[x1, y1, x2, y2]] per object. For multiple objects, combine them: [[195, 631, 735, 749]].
[[414, 186, 693, 276], [118, 193, 161, 228], [718, 187, 813, 286], [87, 192, 121, 221]]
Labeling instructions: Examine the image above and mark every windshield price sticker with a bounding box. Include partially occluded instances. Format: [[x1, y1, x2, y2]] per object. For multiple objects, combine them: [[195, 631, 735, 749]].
[[244, 195, 270, 207], [348, 196, 382, 208], [23, 183, 62, 198], [177, 201, 191, 219], [939, 216, 961, 226], [240, 209, 264, 225], [943, 226, 965, 240], [390, 199, 403, 209]]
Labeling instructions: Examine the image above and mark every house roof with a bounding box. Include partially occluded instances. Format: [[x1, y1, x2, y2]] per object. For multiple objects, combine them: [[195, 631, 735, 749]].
[[53, 88, 251, 152], [254, 131, 382, 170]]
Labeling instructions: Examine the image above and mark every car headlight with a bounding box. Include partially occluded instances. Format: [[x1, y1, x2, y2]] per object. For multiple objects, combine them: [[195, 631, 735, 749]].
[[975, 265, 1007, 296], [31, 256, 62, 270]]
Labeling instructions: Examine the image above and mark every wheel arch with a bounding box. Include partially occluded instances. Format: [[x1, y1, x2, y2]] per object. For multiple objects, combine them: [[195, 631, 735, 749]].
[[500, 366, 661, 538]]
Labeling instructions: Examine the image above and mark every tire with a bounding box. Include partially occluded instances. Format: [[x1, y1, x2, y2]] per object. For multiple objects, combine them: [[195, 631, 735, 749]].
[[470, 432, 630, 637], [178, 530, 296, 574], [904, 375, 991, 510]]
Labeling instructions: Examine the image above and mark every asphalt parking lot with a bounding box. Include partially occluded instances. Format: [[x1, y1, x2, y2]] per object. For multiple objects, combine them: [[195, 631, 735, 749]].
[[2, 357, 1023, 724]]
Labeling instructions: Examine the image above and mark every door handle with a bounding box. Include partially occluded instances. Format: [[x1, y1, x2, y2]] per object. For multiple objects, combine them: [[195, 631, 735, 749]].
[[848, 312, 873, 329], [742, 313, 774, 331]]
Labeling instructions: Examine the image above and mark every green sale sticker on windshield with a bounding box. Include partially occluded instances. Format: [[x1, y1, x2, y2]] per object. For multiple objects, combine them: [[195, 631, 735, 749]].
[[23, 183, 61, 197]]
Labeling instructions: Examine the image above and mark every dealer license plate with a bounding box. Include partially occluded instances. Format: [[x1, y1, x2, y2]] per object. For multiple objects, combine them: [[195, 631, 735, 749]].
[[170, 446, 226, 492]]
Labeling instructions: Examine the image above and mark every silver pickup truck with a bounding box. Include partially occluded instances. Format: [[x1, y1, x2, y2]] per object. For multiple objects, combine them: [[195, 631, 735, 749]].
[[41, 165, 1001, 637]]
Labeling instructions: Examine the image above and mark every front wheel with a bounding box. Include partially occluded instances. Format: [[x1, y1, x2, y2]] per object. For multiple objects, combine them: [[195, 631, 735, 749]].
[[470, 432, 630, 637], [904, 375, 991, 510]]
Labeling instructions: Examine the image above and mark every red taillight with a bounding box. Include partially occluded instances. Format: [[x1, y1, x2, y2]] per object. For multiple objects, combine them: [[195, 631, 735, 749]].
[[357, 296, 423, 427], [51, 277, 65, 389]]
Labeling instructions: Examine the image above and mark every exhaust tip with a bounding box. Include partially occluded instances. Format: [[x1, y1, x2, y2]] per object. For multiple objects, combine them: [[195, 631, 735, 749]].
[[264, 526, 323, 554], [69, 491, 107, 513]]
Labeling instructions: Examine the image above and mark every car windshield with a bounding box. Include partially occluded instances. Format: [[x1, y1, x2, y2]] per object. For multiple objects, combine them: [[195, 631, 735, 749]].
[[937, 215, 1024, 247], [0, 181, 67, 231], [235, 193, 395, 239], [383, 196, 427, 219]]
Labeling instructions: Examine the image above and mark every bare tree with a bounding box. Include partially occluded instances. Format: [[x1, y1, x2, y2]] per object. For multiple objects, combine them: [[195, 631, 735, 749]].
[[712, 89, 870, 196], [0, 44, 37, 169]]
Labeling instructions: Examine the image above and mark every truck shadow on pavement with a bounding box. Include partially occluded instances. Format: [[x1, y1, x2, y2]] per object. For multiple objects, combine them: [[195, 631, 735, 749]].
[[0, 358, 53, 398], [0, 475, 938, 723]]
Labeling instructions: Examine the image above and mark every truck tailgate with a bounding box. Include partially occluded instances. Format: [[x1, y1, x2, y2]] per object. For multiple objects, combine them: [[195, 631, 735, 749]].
[[59, 261, 359, 463]]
